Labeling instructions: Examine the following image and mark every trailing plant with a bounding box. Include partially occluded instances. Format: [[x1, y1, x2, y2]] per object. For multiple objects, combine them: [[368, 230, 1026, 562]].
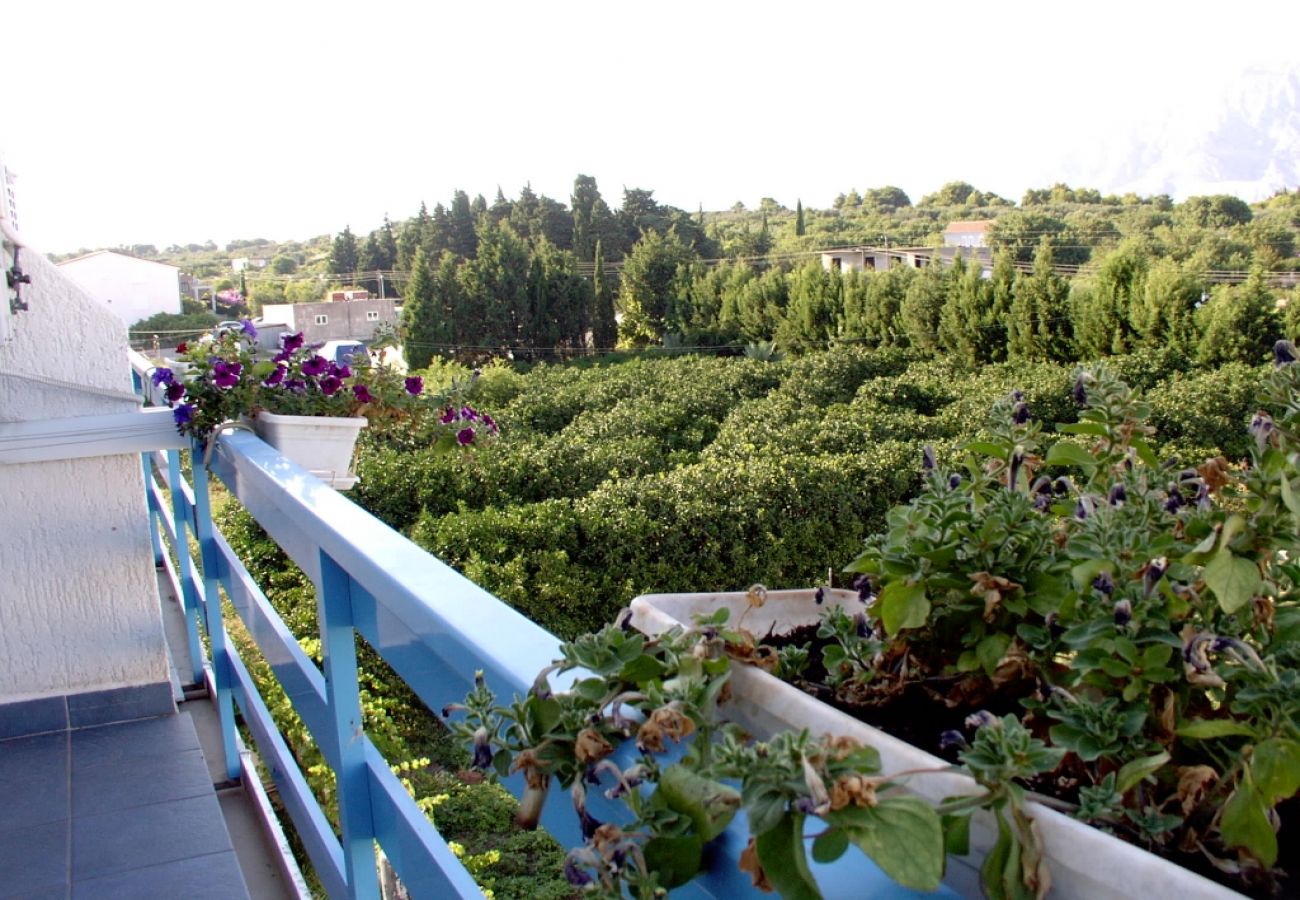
[[838, 342, 1300, 894]]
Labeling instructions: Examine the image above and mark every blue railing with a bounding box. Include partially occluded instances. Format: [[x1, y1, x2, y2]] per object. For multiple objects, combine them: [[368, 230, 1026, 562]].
[[132, 362, 945, 899]]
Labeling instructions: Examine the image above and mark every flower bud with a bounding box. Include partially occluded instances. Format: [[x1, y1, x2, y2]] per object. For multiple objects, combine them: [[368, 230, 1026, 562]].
[[1113, 598, 1133, 627]]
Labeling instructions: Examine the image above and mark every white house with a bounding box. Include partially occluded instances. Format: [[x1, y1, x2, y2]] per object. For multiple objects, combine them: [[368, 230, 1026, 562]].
[[942, 219, 994, 248], [57, 250, 181, 327], [260, 296, 397, 345]]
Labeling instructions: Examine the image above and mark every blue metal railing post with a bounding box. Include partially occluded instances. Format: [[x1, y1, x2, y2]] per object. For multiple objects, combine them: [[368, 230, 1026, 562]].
[[190, 443, 242, 782], [143, 455, 165, 567], [167, 449, 206, 686], [318, 551, 380, 900]]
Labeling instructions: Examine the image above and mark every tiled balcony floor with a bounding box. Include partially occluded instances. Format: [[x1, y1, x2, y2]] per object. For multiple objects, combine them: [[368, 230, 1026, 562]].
[[0, 711, 251, 899]]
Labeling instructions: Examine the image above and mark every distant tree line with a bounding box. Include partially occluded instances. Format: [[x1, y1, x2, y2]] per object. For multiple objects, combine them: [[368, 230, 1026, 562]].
[[320, 178, 1299, 366]]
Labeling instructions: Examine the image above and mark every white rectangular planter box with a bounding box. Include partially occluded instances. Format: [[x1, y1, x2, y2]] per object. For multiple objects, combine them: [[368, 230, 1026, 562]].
[[630, 588, 1242, 900], [252, 411, 366, 490]]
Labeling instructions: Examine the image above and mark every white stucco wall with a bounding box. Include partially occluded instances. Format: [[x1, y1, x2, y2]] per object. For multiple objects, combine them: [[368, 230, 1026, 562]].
[[56, 251, 181, 327], [0, 250, 170, 702]]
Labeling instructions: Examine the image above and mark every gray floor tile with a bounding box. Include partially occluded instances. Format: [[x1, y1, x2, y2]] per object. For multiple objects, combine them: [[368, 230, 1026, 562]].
[[71, 793, 234, 881], [72, 748, 211, 818], [0, 732, 68, 783], [72, 851, 249, 899], [0, 819, 68, 897], [67, 684, 174, 729], [0, 768, 70, 830], [2, 886, 67, 900], [70, 714, 198, 770]]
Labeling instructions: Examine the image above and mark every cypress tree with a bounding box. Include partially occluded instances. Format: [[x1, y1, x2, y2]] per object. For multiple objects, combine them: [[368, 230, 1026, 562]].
[[795, 199, 806, 236], [591, 240, 617, 351], [401, 247, 440, 370]]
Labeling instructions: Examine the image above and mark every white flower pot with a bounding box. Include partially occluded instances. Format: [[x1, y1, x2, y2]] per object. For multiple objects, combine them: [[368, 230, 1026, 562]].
[[252, 411, 367, 490], [629, 588, 1242, 900]]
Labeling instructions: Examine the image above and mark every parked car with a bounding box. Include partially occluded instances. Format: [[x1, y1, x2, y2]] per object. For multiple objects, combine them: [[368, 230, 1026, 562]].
[[318, 340, 368, 367]]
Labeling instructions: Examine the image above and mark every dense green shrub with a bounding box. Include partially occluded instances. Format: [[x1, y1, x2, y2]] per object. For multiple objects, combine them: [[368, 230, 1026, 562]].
[[1145, 362, 1263, 460]]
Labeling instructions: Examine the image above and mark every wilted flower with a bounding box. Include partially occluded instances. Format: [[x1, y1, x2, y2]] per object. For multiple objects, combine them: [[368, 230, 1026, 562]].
[[922, 444, 936, 471], [1092, 571, 1115, 596], [1164, 484, 1186, 513], [1108, 484, 1127, 507], [1075, 496, 1095, 520], [1143, 557, 1169, 597], [965, 710, 998, 730], [563, 857, 593, 887], [1072, 375, 1088, 405], [471, 727, 493, 770], [853, 574, 873, 603], [853, 612, 871, 639], [574, 728, 614, 765], [1248, 412, 1275, 452], [1008, 448, 1025, 490]]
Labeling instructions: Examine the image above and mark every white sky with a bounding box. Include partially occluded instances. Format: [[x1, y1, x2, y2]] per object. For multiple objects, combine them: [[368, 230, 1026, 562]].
[[4, 0, 1298, 254]]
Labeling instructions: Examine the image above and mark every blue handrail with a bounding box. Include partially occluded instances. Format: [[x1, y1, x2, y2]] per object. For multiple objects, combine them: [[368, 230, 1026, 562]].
[[140, 422, 952, 899]]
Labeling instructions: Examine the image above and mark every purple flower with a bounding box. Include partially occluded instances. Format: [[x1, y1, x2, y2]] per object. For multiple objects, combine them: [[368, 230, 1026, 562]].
[[1092, 571, 1115, 596], [1144, 557, 1168, 597], [814, 586, 825, 605], [853, 574, 873, 603], [165, 382, 186, 403], [240, 319, 258, 339], [405, 376, 424, 396], [939, 730, 968, 752], [173, 403, 195, 425], [482, 413, 498, 434], [150, 367, 173, 387], [334, 364, 352, 379], [965, 710, 998, 730], [471, 727, 493, 770], [285, 378, 307, 394], [212, 360, 242, 389], [1011, 401, 1030, 425], [1113, 598, 1133, 627], [280, 331, 305, 353], [564, 858, 593, 887], [1108, 484, 1127, 507], [439, 406, 457, 425], [922, 444, 936, 471], [853, 612, 871, 639], [1164, 484, 1186, 513], [1274, 340, 1297, 367], [460, 405, 479, 421], [948, 473, 963, 490], [457, 427, 476, 446], [1072, 375, 1088, 405], [319, 375, 342, 396], [301, 355, 328, 377], [352, 384, 373, 404], [1075, 496, 1095, 520], [263, 364, 286, 387]]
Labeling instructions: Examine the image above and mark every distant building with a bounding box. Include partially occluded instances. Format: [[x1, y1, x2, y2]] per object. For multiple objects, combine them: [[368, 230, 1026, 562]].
[[821, 245, 994, 278], [942, 219, 994, 248], [259, 296, 397, 345], [56, 250, 181, 326], [327, 289, 370, 302], [230, 257, 269, 272]]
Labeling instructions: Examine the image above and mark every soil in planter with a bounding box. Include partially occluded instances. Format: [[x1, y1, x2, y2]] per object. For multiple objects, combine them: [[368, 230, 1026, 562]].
[[758, 625, 1295, 899]]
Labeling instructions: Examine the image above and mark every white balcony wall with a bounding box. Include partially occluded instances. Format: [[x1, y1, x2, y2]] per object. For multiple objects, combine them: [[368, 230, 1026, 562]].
[[0, 250, 169, 702]]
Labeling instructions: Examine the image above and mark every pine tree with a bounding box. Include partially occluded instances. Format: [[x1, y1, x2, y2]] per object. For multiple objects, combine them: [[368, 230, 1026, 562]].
[[328, 226, 359, 278], [448, 190, 478, 259], [1196, 271, 1280, 365], [591, 240, 618, 351], [1009, 239, 1074, 361], [795, 199, 806, 237], [900, 257, 948, 354]]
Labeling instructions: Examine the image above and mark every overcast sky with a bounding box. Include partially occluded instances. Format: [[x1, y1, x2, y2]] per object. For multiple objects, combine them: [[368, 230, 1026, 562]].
[[4, 0, 1298, 254]]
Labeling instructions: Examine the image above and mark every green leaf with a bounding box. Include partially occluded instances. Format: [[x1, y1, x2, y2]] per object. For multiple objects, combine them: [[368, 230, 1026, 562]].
[[642, 834, 703, 888], [1045, 441, 1096, 468], [1131, 439, 1159, 469], [1281, 476, 1300, 519], [756, 812, 822, 900], [963, 441, 1006, 457], [744, 786, 788, 837], [811, 828, 850, 864], [1056, 422, 1109, 437], [618, 655, 666, 684], [828, 796, 944, 892], [957, 650, 981, 673], [976, 633, 1012, 676], [1203, 548, 1261, 614], [1116, 751, 1170, 794], [878, 580, 930, 634], [657, 764, 740, 843], [1251, 739, 1300, 803], [572, 678, 608, 704], [942, 813, 971, 856], [1176, 719, 1255, 739], [1221, 783, 1278, 867], [1219, 513, 1247, 548]]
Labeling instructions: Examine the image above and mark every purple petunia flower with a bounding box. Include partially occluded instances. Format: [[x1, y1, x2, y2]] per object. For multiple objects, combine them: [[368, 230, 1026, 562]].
[[173, 403, 195, 425], [240, 319, 258, 339], [280, 331, 305, 353], [405, 376, 424, 396], [814, 586, 825, 605], [564, 859, 593, 887], [1011, 401, 1030, 425], [285, 378, 307, 394], [460, 405, 479, 421], [151, 367, 174, 387], [482, 413, 498, 434], [212, 360, 242, 389], [263, 364, 286, 387], [439, 406, 457, 425], [319, 375, 342, 396], [352, 384, 373, 404], [165, 382, 186, 403], [456, 426, 476, 446], [334, 364, 352, 379], [301, 355, 328, 377]]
